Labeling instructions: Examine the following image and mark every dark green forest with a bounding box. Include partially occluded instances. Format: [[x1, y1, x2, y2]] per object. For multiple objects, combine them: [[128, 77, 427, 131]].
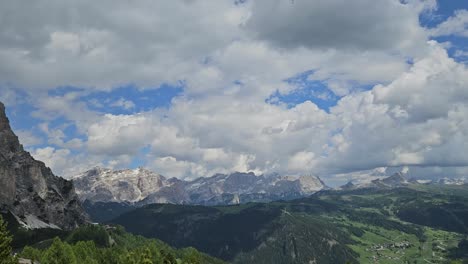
[[0, 215, 224, 264]]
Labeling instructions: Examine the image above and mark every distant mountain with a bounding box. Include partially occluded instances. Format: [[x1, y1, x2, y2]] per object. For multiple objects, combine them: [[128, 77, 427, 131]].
[[72, 168, 327, 207], [436, 177, 467, 186], [339, 172, 467, 190], [339, 172, 408, 190], [0, 102, 87, 230]]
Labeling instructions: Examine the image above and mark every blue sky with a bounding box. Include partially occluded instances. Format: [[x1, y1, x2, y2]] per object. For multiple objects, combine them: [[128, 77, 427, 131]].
[[1, 0, 468, 184]]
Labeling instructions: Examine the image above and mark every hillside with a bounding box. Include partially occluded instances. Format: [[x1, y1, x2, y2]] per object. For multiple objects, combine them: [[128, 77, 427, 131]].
[[111, 185, 468, 263]]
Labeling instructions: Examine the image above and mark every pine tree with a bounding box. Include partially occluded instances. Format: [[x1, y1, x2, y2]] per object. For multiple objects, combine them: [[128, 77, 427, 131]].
[[160, 249, 177, 264], [140, 248, 153, 264], [121, 251, 137, 264], [181, 248, 201, 264], [0, 215, 17, 264], [21, 246, 43, 263], [42, 237, 77, 264], [73, 241, 99, 264]]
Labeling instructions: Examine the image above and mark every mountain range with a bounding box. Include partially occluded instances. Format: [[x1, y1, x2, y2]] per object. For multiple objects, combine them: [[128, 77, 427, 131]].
[[72, 167, 327, 206], [339, 172, 467, 191], [73, 166, 468, 224], [73, 166, 467, 207]]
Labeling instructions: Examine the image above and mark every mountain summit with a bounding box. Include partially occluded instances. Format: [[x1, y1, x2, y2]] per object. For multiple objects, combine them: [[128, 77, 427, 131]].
[[0, 102, 87, 230]]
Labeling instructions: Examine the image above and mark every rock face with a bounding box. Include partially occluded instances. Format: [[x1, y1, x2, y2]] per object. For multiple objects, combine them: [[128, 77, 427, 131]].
[[0, 102, 87, 230], [73, 167, 174, 204], [73, 168, 327, 206]]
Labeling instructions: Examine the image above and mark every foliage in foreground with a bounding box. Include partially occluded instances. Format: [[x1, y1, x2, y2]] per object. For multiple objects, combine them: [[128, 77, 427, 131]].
[[0, 215, 17, 264], [19, 225, 224, 264]]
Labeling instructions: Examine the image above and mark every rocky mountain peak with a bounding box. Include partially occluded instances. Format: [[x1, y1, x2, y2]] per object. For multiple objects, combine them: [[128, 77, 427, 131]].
[[0, 101, 7, 125], [340, 181, 356, 190], [0, 101, 87, 230], [379, 172, 408, 186], [0, 102, 23, 156]]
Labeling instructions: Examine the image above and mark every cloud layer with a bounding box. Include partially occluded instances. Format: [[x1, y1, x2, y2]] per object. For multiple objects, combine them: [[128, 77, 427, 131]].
[[1, 0, 468, 184]]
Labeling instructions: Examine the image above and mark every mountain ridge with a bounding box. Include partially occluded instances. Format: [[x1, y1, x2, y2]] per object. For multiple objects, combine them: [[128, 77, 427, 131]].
[[72, 167, 328, 207], [339, 172, 467, 190], [74, 166, 468, 208]]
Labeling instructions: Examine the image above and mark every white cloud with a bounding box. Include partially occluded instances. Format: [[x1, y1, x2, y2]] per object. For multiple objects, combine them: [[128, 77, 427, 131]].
[[30, 147, 87, 177], [288, 151, 317, 173], [0, 0, 425, 99], [110, 98, 135, 110], [151, 156, 208, 180], [16, 130, 43, 147], [87, 113, 156, 156], [0, 1, 247, 90], [430, 9, 468, 37], [324, 42, 468, 174]]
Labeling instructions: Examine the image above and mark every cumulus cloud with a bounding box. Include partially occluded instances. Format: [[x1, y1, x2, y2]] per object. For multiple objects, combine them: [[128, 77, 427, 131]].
[[87, 113, 156, 156], [288, 151, 317, 173], [0, 0, 247, 90], [324, 43, 468, 174], [151, 156, 210, 180], [30, 147, 94, 177], [0, 0, 421, 98]]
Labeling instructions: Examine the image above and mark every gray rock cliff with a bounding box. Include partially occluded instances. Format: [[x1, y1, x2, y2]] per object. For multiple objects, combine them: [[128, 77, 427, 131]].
[[0, 102, 87, 230]]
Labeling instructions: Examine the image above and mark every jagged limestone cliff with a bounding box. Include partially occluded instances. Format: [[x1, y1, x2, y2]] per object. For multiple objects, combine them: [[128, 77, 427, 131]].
[[0, 102, 87, 230]]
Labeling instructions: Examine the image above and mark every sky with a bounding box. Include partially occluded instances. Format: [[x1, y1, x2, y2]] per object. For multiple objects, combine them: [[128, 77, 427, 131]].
[[0, 0, 468, 185]]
